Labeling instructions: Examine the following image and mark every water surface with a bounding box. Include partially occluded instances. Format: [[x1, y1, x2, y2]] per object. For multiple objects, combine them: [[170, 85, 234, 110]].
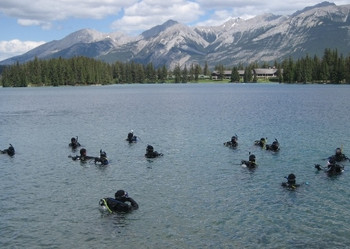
[[1, 83, 350, 248]]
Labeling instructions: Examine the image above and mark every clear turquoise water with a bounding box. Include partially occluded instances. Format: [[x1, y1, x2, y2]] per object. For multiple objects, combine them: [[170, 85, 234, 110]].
[[1, 83, 350, 248]]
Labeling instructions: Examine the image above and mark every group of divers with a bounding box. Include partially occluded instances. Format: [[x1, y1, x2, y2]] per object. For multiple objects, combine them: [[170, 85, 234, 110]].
[[224, 135, 349, 189], [2, 132, 348, 213], [66, 131, 161, 213]]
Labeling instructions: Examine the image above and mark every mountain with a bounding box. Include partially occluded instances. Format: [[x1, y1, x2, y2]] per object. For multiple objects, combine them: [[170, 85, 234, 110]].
[[1, 1, 349, 69]]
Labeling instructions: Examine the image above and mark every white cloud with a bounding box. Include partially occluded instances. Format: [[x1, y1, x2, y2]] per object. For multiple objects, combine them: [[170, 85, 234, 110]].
[[0, 40, 45, 61], [1, 1, 349, 31], [0, 0, 137, 29], [0, 0, 349, 53], [111, 0, 204, 34]]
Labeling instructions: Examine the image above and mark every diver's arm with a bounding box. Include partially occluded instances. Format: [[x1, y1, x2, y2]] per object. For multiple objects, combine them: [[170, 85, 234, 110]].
[[126, 197, 139, 210], [155, 151, 163, 157], [85, 156, 97, 160]]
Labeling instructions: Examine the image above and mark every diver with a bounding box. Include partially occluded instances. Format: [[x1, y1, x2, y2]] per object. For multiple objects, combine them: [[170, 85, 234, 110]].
[[126, 130, 137, 143], [241, 154, 257, 169], [94, 150, 109, 165], [254, 138, 267, 148], [327, 159, 344, 175], [69, 136, 81, 150], [328, 147, 348, 162], [315, 158, 344, 175], [1, 144, 15, 156], [145, 145, 163, 158], [281, 173, 300, 189], [99, 190, 139, 213], [266, 139, 280, 152], [70, 148, 96, 162], [224, 135, 238, 148]]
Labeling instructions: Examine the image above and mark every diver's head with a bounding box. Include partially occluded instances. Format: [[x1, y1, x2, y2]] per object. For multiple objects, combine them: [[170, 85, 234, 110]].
[[71, 137, 76, 143], [80, 148, 87, 156], [146, 145, 154, 153], [335, 148, 341, 155], [231, 136, 237, 142], [115, 190, 128, 200], [100, 150, 107, 158], [287, 173, 296, 184], [249, 154, 256, 162]]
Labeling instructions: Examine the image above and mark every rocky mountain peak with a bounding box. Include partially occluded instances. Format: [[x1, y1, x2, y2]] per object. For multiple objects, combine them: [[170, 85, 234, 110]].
[[1, 2, 349, 69]]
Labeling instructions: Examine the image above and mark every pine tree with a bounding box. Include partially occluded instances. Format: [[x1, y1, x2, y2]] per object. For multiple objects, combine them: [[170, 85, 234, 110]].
[[173, 64, 181, 83], [230, 67, 240, 82], [182, 65, 188, 83]]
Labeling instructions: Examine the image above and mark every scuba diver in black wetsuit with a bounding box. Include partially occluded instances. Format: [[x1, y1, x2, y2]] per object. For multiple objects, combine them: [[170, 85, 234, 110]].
[[1, 144, 15, 156], [281, 173, 300, 189], [70, 148, 96, 162], [94, 150, 109, 165], [145, 145, 163, 158], [327, 158, 344, 175], [126, 130, 137, 143], [99, 190, 139, 213], [224, 135, 238, 148], [254, 138, 267, 148], [266, 139, 280, 152], [69, 137, 81, 150], [328, 147, 348, 162], [241, 154, 257, 169], [315, 158, 344, 176]]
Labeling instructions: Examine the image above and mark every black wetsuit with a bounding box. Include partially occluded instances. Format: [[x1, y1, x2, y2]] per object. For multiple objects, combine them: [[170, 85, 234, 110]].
[[328, 154, 348, 162], [1, 144, 15, 156], [126, 133, 137, 143], [145, 151, 162, 158], [254, 138, 266, 148], [281, 182, 300, 189], [224, 137, 238, 148], [100, 197, 139, 212], [242, 154, 257, 169], [145, 145, 163, 158], [327, 163, 344, 174], [69, 142, 81, 149], [282, 174, 299, 189], [69, 137, 81, 150], [71, 155, 96, 161], [95, 156, 108, 165], [241, 160, 257, 169], [266, 140, 279, 151]]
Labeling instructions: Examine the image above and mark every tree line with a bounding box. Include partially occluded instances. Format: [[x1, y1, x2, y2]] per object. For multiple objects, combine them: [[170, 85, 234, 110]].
[[0, 48, 349, 87], [0, 56, 212, 87], [217, 49, 350, 84]]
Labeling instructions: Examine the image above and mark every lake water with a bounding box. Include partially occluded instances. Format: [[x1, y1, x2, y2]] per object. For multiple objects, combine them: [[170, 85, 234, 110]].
[[1, 83, 350, 249]]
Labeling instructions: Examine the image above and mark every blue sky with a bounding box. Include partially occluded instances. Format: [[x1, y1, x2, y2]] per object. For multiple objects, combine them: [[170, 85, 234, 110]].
[[0, 0, 348, 61]]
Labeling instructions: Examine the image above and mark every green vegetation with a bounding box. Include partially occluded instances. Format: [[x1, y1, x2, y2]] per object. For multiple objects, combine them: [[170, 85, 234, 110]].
[[228, 49, 350, 84], [1, 49, 349, 87]]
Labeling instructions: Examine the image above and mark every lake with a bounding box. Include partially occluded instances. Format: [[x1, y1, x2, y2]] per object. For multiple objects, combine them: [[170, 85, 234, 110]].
[[1, 83, 350, 249]]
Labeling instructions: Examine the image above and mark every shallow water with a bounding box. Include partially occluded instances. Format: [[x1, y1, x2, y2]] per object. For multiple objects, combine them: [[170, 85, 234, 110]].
[[1, 83, 350, 248]]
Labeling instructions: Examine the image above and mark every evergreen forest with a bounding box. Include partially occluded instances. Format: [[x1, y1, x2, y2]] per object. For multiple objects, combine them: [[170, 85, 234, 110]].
[[1, 48, 349, 87]]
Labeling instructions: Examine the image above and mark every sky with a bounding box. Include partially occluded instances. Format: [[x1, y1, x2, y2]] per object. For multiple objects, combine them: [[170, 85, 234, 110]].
[[0, 0, 348, 61]]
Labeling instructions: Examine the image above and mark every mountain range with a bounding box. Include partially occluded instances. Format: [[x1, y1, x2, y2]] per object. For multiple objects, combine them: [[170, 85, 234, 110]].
[[1, 1, 349, 69]]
